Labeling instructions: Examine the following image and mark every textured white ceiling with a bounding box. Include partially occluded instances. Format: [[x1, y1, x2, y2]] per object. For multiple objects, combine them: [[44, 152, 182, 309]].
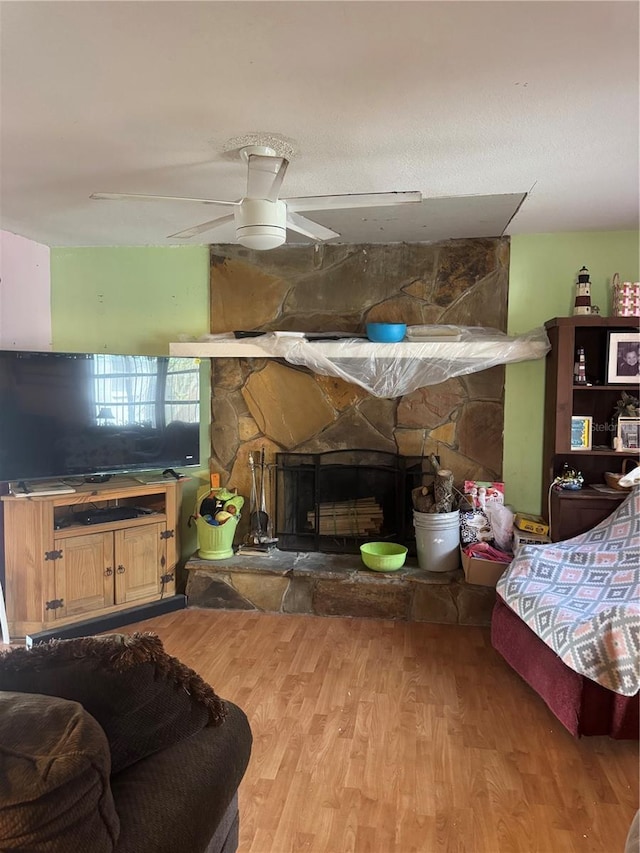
[[1, 1, 638, 248]]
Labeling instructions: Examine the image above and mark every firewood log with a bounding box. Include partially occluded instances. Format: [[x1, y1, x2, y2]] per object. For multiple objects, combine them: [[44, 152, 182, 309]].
[[412, 485, 434, 513], [433, 469, 454, 512]]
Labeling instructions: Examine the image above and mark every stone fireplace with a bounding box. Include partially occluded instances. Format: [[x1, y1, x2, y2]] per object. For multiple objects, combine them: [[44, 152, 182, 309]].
[[184, 237, 508, 625], [205, 237, 508, 547]]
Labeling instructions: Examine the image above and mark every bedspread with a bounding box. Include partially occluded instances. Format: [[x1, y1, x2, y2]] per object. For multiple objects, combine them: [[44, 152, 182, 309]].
[[496, 489, 640, 696]]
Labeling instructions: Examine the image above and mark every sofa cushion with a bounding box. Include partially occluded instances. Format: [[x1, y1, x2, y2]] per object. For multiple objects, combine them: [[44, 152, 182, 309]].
[[0, 691, 120, 852], [0, 632, 226, 774], [110, 701, 252, 853]]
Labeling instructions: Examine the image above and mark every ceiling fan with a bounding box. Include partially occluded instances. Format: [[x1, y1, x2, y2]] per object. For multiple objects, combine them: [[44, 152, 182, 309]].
[[91, 145, 422, 250]]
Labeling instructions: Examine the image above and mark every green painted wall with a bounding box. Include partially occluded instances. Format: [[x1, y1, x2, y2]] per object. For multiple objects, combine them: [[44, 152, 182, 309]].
[[504, 231, 639, 514], [50, 247, 210, 354], [50, 246, 211, 569], [49, 233, 639, 548]]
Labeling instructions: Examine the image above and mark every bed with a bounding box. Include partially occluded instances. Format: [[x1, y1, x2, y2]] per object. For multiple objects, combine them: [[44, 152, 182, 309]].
[[491, 488, 639, 739]]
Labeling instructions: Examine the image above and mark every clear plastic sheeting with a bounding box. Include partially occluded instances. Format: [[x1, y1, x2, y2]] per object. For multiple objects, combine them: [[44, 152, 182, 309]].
[[174, 326, 551, 398]]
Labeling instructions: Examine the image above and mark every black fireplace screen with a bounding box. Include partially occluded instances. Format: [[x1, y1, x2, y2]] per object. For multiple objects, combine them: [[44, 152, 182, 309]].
[[275, 450, 427, 554]]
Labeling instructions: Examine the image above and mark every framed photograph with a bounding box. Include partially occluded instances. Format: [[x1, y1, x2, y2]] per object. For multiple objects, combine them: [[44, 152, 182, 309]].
[[607, 331, 640, 384], [617, 417, 640, 450], [571, 415, 592, 450]]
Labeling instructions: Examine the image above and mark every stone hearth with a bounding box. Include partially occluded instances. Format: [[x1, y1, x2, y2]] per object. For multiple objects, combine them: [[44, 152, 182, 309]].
[[185, 551, 496, 626]]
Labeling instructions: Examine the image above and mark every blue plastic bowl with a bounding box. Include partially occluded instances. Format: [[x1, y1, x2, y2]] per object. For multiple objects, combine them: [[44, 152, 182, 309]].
[[366, 322, 407, 343]]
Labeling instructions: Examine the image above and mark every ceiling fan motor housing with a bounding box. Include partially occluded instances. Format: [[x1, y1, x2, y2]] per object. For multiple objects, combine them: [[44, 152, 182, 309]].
[[235, 198, 287, 249]]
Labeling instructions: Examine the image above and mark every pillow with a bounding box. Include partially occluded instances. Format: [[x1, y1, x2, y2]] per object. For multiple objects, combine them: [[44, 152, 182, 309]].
[[0, 691, 120, 852], [0, 632, 226, 774]]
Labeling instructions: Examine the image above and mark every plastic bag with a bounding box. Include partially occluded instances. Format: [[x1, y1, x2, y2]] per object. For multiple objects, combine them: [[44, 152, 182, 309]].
[[485, 504, 515, 553], [186, 326, 550, 398]]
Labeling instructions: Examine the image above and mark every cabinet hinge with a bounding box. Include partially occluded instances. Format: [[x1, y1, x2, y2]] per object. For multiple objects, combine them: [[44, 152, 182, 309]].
[[45, 598, 64, 611], [160, 529, 175, 540], [44, 549, 63, 561], [160, 572, 174, 585]]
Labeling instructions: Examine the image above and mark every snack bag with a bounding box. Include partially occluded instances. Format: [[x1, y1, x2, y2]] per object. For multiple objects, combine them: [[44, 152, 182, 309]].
[[460, 508, 494, 546]]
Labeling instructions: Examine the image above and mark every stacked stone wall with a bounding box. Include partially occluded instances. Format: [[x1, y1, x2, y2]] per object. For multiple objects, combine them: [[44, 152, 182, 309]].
[[208, 239, 509, 546]]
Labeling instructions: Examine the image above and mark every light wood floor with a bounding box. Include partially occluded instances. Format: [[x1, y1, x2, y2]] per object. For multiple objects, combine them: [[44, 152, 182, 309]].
[[119, 608, 638, 853]]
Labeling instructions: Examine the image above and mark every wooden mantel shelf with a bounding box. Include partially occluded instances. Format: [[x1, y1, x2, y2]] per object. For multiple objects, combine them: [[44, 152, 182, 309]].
[[170, 336, 549, 363]]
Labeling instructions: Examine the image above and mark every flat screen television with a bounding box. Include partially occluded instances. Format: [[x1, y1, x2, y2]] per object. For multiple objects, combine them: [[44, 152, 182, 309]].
[[0, 350, 201, 483]]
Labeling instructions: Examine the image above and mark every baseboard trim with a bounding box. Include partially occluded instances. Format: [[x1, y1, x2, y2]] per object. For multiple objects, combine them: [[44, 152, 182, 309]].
[[25, 595, 187, 646]]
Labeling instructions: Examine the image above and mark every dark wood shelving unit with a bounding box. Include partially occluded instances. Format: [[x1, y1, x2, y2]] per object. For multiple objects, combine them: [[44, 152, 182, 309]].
[[542, 315, 639, 541]]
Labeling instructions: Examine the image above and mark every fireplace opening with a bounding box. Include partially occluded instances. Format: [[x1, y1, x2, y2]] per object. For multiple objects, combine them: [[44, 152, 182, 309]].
[[275, 450, 428, 554]]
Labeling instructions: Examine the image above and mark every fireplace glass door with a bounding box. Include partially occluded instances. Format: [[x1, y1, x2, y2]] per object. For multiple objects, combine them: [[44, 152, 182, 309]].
[[275, 450, 425, 554]]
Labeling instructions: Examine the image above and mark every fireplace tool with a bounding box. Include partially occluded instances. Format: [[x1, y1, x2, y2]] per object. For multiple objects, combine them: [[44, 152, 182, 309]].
[[258, 447, 272, 539], [248, 453, 265, 543]]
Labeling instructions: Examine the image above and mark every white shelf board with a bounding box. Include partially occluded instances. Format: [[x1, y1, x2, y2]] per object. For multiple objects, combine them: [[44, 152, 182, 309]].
[[170, 338, 544, 362], [171, 340, 282, 358]]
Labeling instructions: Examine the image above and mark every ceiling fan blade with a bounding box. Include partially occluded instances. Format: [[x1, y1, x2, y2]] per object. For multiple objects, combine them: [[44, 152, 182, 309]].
[[90, 192, 239, 207], [246, 155, 289, 201], [168, 213, 235, 239], [286, 211, 340, 242], [285, 190, 422, 213]]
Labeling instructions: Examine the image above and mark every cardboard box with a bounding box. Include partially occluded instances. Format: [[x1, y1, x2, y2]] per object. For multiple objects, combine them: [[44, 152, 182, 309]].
[[514, 513, 549, 536], [513, 528, 550, 550], [460, 547, 511, 588]]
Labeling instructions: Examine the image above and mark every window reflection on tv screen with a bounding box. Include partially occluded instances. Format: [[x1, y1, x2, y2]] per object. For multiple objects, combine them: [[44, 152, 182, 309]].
[[0, 351, 201, 482]]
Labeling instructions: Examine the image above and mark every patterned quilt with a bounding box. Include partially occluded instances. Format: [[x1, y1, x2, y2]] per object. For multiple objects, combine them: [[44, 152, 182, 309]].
[[496, 488, 640, 696]]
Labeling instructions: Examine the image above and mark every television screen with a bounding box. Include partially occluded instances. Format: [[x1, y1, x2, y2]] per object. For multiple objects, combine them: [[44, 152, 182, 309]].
[[0, 350, 201, 483]]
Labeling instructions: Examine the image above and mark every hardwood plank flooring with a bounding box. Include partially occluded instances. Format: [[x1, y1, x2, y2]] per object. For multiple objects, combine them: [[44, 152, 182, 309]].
[[118, 608, 638, 853]]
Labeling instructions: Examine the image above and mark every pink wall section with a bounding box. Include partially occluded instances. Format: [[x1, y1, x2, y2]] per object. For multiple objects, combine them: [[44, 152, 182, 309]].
[[0, 230, 51, 350]]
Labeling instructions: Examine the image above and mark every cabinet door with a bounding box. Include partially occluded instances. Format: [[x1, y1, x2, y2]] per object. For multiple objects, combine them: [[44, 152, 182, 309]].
[[50, 532, 115, 622], [114, 522, 165, 604], [550, 491, 627, 542]]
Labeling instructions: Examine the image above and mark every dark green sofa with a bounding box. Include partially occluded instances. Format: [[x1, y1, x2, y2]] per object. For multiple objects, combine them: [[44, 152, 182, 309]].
[[0, 633, 252, 853]]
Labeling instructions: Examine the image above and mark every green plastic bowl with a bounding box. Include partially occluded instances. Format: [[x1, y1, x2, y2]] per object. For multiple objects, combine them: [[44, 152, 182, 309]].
[[360, 541, 408, 572]]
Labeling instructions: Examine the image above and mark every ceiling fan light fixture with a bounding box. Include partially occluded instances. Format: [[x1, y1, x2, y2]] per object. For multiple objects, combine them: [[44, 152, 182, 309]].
[[235, 198, 287, 250], [236, 226, 286, 250]]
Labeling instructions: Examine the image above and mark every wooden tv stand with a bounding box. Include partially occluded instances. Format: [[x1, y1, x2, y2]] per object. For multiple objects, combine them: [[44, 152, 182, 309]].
[[1, 477, 181, 639]]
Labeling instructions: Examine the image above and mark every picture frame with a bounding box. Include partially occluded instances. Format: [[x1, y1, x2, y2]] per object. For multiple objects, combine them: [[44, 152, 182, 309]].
[[617, 417, 640, 451], [571, 415, 592, 450], [606, 331, 640, 384]]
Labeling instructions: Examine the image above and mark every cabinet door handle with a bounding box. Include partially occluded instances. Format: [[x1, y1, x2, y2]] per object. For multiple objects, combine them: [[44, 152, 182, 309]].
[[117, 564, 126, 574], [104, 567, 113, 577]]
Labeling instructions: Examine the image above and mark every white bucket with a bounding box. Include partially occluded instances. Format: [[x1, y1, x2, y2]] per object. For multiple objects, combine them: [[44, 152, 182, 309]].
[[413, 509, 460, 573]]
